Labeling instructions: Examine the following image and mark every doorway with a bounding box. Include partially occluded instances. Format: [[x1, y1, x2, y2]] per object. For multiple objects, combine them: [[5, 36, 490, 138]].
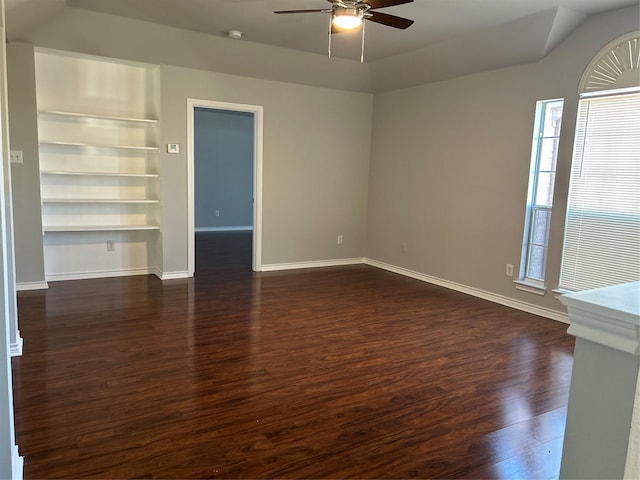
[[187, 99, 263, 275]]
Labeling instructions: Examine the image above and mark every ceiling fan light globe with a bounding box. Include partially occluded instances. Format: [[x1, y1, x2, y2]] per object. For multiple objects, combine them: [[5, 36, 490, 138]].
[[332, 8, 363, 30]]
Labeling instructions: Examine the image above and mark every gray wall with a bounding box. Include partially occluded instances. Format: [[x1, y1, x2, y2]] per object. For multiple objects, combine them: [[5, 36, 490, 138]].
[[159, 65, 372, 271], [6, 42, 44, 285], [366, 5, 639, 312], [6, 9, 373, 275], [17, 6, 372, 93], [194, 108, 253, 230]]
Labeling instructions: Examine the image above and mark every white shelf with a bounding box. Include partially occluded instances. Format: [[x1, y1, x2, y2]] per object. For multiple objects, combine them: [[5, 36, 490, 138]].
[[39, 110, 159, 124], [42, 198, 159, 204], [40, 140, 158, 151], [41, 170, 159, 178], [43, 224, 160, 233]]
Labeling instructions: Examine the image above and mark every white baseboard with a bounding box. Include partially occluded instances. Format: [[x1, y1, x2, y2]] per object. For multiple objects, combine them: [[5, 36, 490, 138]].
[[39, 259, 567, 323], [261, 258, 365, 272], [10, 333, 23, 357], [44, 268, 190, 282], [195, 226, 253, 232], [16, 281, 48, 291], [45, 268, 153, 282], [154, 269, 190, 280], [364, 258, 569, 324], [13, 444, 23, 480]]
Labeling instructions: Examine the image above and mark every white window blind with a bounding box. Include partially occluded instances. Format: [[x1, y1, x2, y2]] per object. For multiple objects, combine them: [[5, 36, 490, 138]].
[[559, 90, 640, 291]]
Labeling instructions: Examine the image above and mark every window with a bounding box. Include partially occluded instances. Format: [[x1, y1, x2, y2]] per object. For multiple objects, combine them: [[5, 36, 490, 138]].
[[517, 99, 564, 293], [559, 88, 640, 291]]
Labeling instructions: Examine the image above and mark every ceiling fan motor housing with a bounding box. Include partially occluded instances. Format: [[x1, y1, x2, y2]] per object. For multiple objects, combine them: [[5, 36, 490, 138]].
[[334, 7, 362, 17], [333, 6, 365, 21]]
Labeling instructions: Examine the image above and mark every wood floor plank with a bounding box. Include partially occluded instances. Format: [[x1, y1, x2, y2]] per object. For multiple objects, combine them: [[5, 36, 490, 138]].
[[13, 264, 574, 478]]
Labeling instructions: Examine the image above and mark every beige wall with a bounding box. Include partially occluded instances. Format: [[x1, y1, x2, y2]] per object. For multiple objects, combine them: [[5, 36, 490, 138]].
[[366, 5, 639, 312]]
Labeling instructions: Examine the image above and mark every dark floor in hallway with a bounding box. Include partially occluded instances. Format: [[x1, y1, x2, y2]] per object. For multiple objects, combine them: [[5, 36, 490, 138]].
[[196, 231, 252, 273]]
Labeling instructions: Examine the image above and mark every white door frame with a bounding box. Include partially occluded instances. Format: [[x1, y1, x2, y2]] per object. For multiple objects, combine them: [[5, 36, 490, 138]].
[[187, 99, 263, 275]]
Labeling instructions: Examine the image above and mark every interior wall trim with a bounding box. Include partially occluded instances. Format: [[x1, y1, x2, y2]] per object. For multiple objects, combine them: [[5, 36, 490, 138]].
[[261, 258, 365, 272], [187, 99, 264, 276], [10, 333, 23, 357], [154, 270, 190, 281], [560, 282, 640, 355], [16, 281, 49, 291], [45, 268, 154, 283], [12, 444, 23, 480], [258, 257, 568, 323], [365, 258, 569, 324], [35, 257, 568, 322]]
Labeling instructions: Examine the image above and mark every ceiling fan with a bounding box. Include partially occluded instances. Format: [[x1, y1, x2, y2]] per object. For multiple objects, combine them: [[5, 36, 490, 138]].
[[275, 0, 415, 61]]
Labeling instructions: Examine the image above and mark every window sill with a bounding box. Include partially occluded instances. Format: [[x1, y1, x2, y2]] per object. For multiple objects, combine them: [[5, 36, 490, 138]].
[[514, 280, 547, 296], [552, 287, 571, 299]]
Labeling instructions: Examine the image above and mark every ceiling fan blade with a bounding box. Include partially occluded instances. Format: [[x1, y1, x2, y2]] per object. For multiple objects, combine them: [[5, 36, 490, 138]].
[[274, 9, 326, 14], [367, 11, 414, 29], [364, 0, 413, 9]]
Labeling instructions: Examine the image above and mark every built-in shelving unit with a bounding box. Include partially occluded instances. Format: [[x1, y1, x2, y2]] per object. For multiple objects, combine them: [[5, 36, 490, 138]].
[[35, 49, 161, 280]]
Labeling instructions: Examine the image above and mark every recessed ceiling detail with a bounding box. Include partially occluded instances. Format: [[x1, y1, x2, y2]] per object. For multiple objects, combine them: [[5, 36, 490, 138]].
[[5, 0, 638, 92], [582, 32, 640, 92]]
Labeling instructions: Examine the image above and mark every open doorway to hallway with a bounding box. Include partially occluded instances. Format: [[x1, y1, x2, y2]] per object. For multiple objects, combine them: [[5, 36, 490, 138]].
[[194, 108, 253, 273], [187, 99, 264, 276]]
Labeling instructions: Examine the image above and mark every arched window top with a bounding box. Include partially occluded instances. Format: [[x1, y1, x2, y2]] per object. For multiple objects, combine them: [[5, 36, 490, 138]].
[[580, 31, 640, 93]]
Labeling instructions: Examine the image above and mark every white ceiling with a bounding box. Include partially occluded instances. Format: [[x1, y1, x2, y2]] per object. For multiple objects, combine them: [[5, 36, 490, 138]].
[[4, 0, 639, 88]]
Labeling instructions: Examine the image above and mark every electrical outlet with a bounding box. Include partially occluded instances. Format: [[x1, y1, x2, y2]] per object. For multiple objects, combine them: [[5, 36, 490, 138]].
[[107, 240, 115, 252], [10, 150, 23, 164], [506, 263, 514, 276], [215, 210, 220, 217], [337, 235, 343, 245]]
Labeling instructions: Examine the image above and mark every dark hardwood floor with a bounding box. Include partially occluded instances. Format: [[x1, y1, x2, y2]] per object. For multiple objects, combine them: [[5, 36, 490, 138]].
[[12, 258, 575, 479], [195, 231, 252, 273]]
